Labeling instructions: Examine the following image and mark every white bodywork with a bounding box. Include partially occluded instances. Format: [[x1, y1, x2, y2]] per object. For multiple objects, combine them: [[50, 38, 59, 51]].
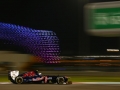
[[10, 70, 19, 80]]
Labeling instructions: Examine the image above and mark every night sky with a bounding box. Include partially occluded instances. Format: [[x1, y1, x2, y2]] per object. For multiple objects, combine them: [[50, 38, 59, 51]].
[[0, 0, 120, 55]]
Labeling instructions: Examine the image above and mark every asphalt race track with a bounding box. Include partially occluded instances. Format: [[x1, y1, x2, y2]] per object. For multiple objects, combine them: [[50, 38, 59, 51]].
[[0, 82, 120, 90]]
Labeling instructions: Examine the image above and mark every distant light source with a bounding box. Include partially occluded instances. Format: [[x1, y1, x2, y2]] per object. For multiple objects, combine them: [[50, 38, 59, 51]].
[[107, 49, 119, 52]]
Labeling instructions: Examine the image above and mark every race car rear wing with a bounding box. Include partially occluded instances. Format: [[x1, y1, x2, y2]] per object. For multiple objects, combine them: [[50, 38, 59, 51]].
[[8, 70, 19, 80]]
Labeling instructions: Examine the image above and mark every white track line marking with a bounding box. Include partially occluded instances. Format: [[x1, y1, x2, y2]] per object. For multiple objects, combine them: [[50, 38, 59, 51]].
[[73, 82, 120, 84], [0, 82, 12, 84]]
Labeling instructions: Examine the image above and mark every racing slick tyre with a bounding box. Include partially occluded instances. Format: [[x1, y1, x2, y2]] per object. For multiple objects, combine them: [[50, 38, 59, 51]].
[[57, 77, 64, 85], [15, 76, 23, 84], [67, 81, 72, 84]]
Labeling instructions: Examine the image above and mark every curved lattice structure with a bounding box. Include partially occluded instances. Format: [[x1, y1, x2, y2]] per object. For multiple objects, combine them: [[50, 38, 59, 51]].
[[0, 22, 60, 63]]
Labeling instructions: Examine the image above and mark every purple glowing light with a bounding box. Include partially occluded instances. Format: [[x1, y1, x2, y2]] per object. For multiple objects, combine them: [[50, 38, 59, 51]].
[[0, 22, 60, 63]]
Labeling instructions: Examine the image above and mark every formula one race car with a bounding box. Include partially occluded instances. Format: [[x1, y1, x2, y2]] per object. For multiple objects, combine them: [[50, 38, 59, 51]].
[[8, 70, 72, 85]]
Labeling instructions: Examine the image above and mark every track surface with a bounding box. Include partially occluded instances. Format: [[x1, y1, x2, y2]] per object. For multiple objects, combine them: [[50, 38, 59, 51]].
[[0, 82, 120, 90]]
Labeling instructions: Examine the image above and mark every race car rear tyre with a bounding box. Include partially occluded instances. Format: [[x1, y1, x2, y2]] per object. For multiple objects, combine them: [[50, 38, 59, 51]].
[[57, 77, 64, 85], [15, 76, 23, 84]]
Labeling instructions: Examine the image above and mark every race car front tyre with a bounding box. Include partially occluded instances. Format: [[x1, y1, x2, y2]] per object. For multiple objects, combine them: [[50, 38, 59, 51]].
[[67, 81, 72, 84], [57, 77, 64, 85], [15, 76, 23, 84]]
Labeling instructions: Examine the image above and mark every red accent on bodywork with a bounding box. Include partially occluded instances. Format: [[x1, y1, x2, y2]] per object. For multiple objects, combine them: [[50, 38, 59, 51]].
[[23, 71, 36, 78]]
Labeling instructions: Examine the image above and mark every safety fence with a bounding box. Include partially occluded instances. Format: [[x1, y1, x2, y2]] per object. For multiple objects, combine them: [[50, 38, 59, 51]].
[[1, 71, 120, 76], [29, 55, 120, 72], [1, 55, 120, 72]]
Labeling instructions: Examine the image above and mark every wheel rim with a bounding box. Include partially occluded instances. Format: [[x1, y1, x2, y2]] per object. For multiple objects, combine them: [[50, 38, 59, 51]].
[[59, 78, 64, 84], [16, 77, 23, 84]]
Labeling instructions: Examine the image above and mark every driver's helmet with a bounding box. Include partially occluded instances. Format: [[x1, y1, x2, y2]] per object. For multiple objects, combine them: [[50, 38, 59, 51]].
[[36, 70, 39, 72], [34, 70, 39, 73]]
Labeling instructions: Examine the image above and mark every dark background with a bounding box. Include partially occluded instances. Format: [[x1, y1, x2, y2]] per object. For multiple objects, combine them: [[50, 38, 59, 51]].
[[0, 0, 120, 56]]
